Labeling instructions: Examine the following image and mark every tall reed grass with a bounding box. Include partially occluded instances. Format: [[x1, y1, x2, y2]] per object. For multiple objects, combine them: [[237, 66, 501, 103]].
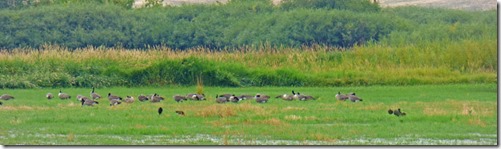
[[0, 38, 496, 88]]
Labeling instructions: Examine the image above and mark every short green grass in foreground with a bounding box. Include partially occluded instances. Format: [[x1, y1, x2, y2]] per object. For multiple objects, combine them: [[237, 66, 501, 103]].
[[0, 84, 497, 145]]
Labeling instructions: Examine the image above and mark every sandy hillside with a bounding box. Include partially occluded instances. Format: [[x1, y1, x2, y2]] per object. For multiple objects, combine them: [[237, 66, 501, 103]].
[[133, 0, 497, 11]]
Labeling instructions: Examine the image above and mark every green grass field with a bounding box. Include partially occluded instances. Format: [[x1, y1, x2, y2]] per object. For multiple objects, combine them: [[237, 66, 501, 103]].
[[0, 83, 496, 145]]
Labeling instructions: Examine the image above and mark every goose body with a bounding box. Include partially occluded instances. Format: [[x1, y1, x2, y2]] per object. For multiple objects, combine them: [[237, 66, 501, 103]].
[[91, 87, 101, 100], [348, 93, 363, 102], [276, 94, 293, 101], [138, 94, 149, 102], [238, 94, 254, 100], [1, 94, 15, 100], [255, 94, 269, 103], [335, 92, 348, 101], [58, 90, 71, 99], [173, 95, 187, 102], [46, 93, 54, 100], [109, 98, 122, 106], [216, 95, 229, 103], [81, 98, 99, 106], [125, 96, 135, 103], [107, 93, 122, 101], [76, 95, 84, 101], [150, 93, 164, 103], [229, 95, 240, 103]]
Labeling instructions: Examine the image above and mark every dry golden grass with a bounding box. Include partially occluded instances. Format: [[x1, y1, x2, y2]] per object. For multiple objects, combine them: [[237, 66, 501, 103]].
[[196, 105, 237, 118]]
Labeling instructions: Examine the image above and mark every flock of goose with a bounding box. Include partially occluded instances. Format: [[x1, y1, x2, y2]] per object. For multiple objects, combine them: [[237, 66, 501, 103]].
[[0, 87, 406, 117]]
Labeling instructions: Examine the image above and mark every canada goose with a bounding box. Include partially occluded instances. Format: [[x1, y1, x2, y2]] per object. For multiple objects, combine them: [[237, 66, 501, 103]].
[[238, 94, 254, 100], [150, 93, 164, 103], [218, 94, 232, 100], [138, 94, 149, 102], [91, 87, 101, 100], [175, 110, 185, 116], [125, 96, 134, 103], [58, 90, 71, 100], [292, 91, 310, 101], [216, 95, 229, 103], [173, 95, 187, 102], [302, 95, 315, 101], [81, 98, 99, 107], [187, 93, 206, 100], [46, 93, 54, 100], [255, 94, 269, 103], [158, 107, 163, 115], [195, 94, 206, 100], [388, 108, 406, 117], [229, 95, 240, 103], [348, 94, 363, 102], [276, 94, 293, 101], [335, 92, 348, 101], [108, 93, 122, 101], [0, 94, 14, 100], [109, 98, 122, 106]]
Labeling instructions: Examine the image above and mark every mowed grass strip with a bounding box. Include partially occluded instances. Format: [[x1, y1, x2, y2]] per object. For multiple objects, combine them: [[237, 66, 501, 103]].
[[0, 84, 496, 145]]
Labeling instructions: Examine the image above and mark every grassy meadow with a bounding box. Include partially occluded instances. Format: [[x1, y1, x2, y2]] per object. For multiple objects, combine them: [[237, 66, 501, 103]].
[[0, 83, 496, 145]]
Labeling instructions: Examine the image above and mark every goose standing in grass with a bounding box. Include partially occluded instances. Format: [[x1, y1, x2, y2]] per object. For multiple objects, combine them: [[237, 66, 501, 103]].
[[276, 94, 293, 101], [125, 96, 135, 103], [58, 90, 71, 100], [173, 95, 187, 102], [108, 93, 122, 101], [216, 95, 229, 103], [46, 93, 54, 100], [255, 94, 269, 103], [138, 94, 149, 102], [90, 87, 101, 100], [150, 93, 164, 103], [388, 108, 406, 117], [81, 98, 99, 107], [335, 92, 348, 101], [348, 93, 363, 102]]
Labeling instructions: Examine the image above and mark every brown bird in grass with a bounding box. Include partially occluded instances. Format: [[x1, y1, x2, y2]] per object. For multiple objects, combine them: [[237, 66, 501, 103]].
[[335, 92, 348, 101], [348, 93, 363, 102], [81, 98, 99, 107], [125, 96, 135, 103], [150, 93, 164, 103], [138, 94, 149, 102], [58, 90, 71, 100], [46, 93, 54, 100], [158, 107, 163, 115], [175, 110, 185, 116], [216, 95, 229, 103], [0, 94, 14, 100], [91, 87, 101, 100], [255, 94, 269, 103], [276, 94, 293, 101], [173, 95, 187, 102], [388, 108, 406, 117]]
